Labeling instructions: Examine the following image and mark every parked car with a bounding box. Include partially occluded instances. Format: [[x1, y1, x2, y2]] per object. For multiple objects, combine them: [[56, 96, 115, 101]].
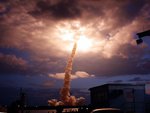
[[91, 108, 123, 113]]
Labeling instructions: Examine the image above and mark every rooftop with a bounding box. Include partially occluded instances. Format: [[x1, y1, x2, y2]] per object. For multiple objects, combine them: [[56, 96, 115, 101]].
[[89, 83, 145, 90]]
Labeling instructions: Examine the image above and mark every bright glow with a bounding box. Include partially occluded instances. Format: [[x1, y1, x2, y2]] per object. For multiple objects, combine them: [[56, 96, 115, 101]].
[[77, 36, 92, 52], [62, 32, 74, 41], [56, 21, 95, 52]]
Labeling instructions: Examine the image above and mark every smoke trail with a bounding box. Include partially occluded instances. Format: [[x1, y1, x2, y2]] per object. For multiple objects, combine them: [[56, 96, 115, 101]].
[[60, 42, 77, 105], [48, 41, 85, 106]]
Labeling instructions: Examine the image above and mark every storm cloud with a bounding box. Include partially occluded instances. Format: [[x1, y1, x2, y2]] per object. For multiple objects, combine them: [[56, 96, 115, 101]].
[[0, 0, 150, 81], [30, 0, 81, 20]]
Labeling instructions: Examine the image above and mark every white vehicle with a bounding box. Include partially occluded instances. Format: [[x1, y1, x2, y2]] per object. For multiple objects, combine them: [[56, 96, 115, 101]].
[[91, 108, 123, 113]]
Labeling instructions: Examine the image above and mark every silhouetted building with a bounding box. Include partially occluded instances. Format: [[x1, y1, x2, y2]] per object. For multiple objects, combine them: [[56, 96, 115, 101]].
[[7, 88, 26, 113], [89, 84, 145, 113]]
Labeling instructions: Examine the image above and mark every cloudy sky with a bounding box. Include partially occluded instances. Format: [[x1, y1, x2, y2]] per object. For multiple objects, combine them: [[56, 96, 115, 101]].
[[0, 0, 150, 105]]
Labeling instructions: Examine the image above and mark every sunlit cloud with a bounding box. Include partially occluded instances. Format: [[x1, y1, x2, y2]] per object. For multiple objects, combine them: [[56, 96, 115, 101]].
[[0, 0, 150, 77], [48, 71, 95, 80]]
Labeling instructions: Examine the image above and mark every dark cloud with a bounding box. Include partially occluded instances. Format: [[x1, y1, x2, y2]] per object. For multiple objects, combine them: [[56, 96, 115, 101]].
[[29, 0, 81, 20], [0, 53, 28, 75], [129, 77, 143, 82], [79, 0, 148, 32], [129, 76, 150, 83], [111, 0, 146, 27], [74, 52, 150, 77], [110, 80, 123, 83], [0, 0, 150, 78]]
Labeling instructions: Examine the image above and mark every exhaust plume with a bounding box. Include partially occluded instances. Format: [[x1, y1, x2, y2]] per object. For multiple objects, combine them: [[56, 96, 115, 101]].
[[48, 41, 85, 106], [60, 42, 77, 105], [60, 41, 85, 106]]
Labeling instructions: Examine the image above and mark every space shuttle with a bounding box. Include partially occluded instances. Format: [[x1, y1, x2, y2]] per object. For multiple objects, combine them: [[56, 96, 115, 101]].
[[136, 30, 150, 44]]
